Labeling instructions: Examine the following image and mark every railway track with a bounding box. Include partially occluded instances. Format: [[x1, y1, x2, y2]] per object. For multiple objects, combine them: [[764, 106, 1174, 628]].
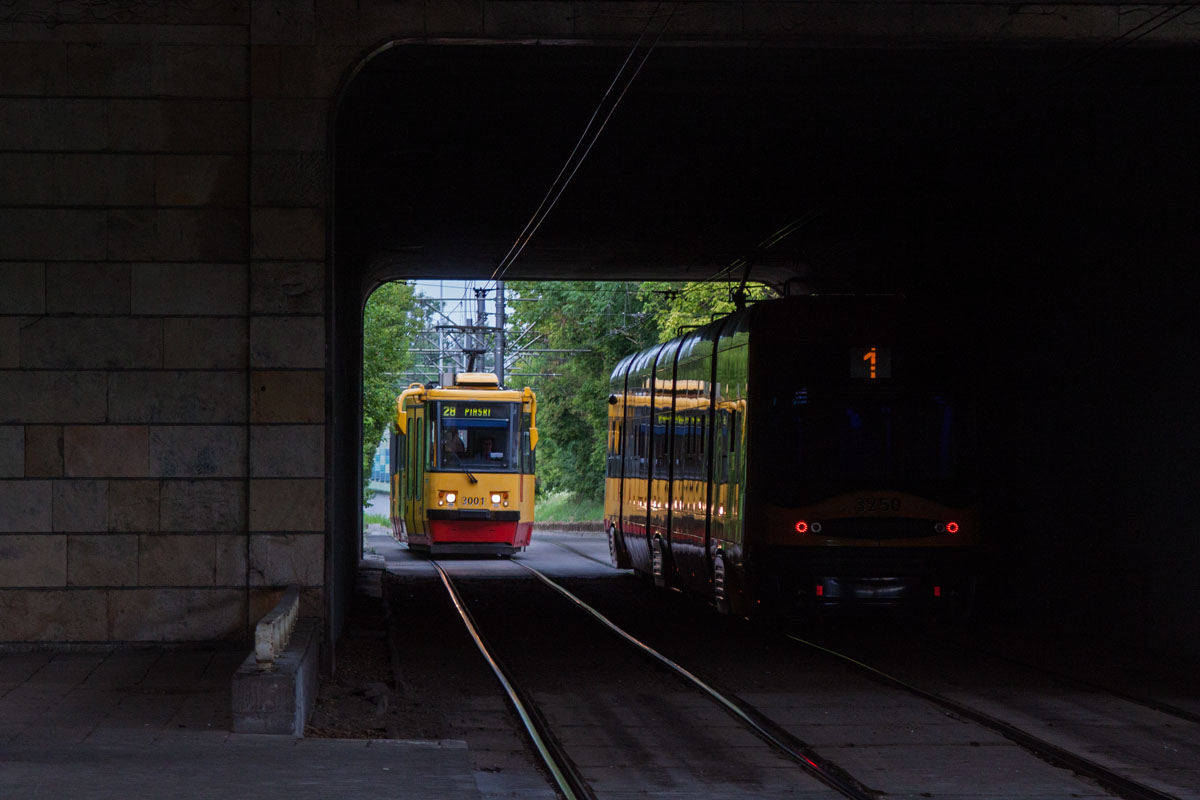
[[927, 633, 1200, 728], [400, 544, 1194, 799], [785, 633, 1186, 800], [429, 558, 879, 800], [513, 550, 1195, 800]]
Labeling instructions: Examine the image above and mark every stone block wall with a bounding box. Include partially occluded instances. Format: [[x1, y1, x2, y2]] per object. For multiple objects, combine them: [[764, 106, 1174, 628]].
[[0, 1, 327, 643]]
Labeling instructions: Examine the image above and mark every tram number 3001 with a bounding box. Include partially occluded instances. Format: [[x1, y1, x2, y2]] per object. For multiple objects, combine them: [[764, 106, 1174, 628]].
[[855, 496, 901, 513], [460, 496, 486, 507]]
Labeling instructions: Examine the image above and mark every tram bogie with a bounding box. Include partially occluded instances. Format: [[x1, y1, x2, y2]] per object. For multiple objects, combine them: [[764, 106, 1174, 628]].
[[605, 295, 979, 618], [389, 372, 538, 556]]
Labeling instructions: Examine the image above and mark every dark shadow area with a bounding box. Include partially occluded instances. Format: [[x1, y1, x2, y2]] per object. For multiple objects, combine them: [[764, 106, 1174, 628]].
[[333, 42, 1200, 662]]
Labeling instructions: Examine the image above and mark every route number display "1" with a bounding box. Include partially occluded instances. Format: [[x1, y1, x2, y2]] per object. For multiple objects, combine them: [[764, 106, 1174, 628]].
[[850, 346, 892, 379]]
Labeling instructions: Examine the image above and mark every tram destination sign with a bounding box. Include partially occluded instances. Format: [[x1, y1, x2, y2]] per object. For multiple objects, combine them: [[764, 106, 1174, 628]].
[[850, 346, 892, 380], [441, 402, 507, 419]]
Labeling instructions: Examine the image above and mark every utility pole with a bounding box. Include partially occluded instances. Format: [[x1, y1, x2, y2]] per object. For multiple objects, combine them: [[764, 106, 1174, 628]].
[[494, 282, 506, 385], [399, 280, 585, 386]]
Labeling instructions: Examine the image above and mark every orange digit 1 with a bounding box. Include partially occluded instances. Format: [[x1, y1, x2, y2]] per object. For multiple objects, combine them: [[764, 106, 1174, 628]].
[[863, 347, 877, 379]]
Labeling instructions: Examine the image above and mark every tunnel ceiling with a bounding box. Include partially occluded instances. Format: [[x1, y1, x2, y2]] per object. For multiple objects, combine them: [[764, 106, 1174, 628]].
[[335, 42, 1200, 294]]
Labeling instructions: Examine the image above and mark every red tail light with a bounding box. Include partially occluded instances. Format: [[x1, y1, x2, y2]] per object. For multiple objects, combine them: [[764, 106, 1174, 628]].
[[946, 521, 959, 534], [794, 521, 808, 534], [933, 585, 942, 597], [815, 585, 824, 596]]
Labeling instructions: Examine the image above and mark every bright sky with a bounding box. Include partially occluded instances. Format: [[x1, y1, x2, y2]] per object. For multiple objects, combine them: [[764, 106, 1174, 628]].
[[409, 279, 511, 328]]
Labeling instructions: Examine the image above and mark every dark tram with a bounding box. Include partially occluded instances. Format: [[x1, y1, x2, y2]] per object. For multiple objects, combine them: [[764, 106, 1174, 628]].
[[604, 295, 979, 618]]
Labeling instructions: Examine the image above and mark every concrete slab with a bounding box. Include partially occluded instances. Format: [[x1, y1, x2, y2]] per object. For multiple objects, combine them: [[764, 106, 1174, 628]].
[[0, 736, 479, 800], [0, 647, 482, 800]]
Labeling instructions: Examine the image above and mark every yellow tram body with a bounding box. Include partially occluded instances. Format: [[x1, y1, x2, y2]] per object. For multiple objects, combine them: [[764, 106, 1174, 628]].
[[389, 373, 537, 556]]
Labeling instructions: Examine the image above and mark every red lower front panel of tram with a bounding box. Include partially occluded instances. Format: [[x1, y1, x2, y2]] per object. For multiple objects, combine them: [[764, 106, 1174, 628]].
[[428, 520, 532, 547]]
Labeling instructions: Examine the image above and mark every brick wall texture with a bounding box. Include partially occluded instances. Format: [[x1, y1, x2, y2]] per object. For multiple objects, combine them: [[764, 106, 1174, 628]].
[[0, 1, 1189, 643]]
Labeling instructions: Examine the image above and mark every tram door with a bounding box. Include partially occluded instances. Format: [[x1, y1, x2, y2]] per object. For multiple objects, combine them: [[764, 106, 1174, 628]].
[[390, 425, 403, 539], [402, 404, 427, 540]]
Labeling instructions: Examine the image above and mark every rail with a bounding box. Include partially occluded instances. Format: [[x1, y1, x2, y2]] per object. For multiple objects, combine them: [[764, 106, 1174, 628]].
[[431, 561, 594, 800], [516, 562, 877, 800], [787, 633, 1183, 800]]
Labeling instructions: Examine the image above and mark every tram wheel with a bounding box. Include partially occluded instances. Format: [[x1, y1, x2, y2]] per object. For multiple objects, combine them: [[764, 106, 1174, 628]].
[[608, 524, 631, 569], [714, 553, 731, 615]]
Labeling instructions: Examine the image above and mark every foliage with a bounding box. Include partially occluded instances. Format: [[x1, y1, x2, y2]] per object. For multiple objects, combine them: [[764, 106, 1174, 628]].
[[506, 281, 659, 501], [504, 280, 778, 500], [534, 491, 604, 523], [362, 281, 424, 503], [637, 281, 778, 343]]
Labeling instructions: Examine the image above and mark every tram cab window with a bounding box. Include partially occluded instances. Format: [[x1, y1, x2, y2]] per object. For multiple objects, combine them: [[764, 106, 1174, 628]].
[[442, 425, 467, 460], [763, 388, 968, 504], [436, 401, 516, 470], [471, 435, 502, 461]]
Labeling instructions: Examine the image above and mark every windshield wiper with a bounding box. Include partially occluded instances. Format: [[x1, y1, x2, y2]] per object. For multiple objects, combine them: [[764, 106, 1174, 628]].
[[447, 448, 478, 484]]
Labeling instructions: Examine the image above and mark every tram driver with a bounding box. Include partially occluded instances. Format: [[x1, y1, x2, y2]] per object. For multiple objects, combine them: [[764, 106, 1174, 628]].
[[474, 436, 502, 462]]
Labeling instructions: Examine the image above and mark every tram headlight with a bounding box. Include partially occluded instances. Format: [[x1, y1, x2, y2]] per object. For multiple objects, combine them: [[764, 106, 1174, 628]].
[[490, 493, 502, 505], [445, 492, 456, 505]]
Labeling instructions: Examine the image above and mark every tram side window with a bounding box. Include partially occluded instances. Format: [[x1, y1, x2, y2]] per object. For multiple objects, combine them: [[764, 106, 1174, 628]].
[[407, 416, 418, 499], [676, 413, 693, 479], [391, 427, 401, 477], [730, 409, 742, 483], [715, 410, 730, 483], [521, 411, 536, 474], [638, 423, 650, 479], [691, 414, 705, 480], [606, 419, 621, 478], [417, 418, 425, 499], [691, 413, 705, 480], [623, 412, 637, 479], [428, 415, 438, 471], [629, 415, 650, 481]]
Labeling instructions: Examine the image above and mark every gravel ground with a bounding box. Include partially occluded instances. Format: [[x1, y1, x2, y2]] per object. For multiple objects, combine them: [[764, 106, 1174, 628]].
[[305, 568, 454, 741], [304, 565, 528, 743]]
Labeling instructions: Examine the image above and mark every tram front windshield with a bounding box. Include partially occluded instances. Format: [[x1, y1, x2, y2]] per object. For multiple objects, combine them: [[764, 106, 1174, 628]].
[[763, 389, 971, 505], [436, 401, 517, 471]]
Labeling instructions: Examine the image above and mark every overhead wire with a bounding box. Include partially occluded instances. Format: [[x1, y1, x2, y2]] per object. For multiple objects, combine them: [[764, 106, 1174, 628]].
[[455, 2, 1197, 324], [486, 3, 678, 288]]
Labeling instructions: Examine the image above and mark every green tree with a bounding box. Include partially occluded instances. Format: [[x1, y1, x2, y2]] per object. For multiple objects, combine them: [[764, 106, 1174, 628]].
[[502, 280, 775, 502], [637, 281, 778, 343], [362, 281, 424, 503], [506, 282, 658, 501]]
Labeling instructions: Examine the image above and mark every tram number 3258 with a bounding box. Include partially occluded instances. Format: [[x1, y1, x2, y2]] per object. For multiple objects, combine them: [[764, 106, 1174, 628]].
[[855, 497, 902, 513]]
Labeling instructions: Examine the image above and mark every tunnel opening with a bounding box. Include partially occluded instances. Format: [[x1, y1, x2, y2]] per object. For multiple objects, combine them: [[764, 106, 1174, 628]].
[[331, 39, 1200, 671]]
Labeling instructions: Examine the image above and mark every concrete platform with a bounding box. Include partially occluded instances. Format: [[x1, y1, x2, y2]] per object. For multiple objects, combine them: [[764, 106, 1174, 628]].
[[0, 648, 478, 800]]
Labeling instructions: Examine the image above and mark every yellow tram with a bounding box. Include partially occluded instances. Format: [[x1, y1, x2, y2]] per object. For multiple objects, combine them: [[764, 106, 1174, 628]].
[[389, 372, 537, 556]]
